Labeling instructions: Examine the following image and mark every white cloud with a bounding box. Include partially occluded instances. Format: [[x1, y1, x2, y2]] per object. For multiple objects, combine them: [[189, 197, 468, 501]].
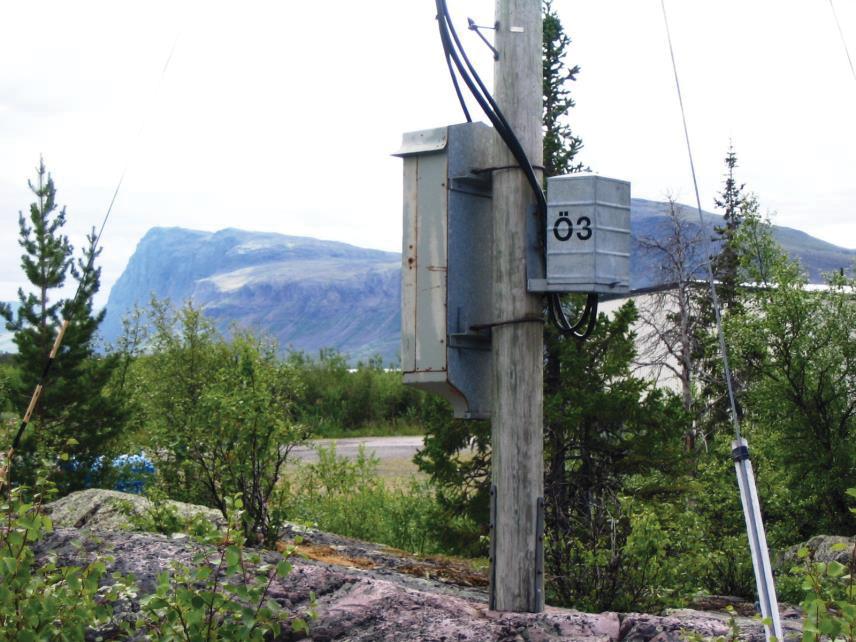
[[0, 0, 854, 308]]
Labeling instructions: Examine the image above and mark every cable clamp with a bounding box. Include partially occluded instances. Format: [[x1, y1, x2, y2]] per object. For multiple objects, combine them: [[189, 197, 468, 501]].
[[731, 444, 750, 462]]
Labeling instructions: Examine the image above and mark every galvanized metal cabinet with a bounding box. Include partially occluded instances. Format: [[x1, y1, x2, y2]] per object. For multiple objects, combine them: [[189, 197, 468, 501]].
[[529, 174, 631, 295], [396, 122, 493, 419]]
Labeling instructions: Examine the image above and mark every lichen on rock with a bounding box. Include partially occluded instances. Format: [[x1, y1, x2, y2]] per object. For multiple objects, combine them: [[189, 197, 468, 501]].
[[45, 488, 224, 532], [37, 489, 802, 641]]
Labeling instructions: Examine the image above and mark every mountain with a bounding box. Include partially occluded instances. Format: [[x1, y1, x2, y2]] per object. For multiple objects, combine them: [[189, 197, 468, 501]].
[[630, 198, 856, 288], [101, 228, 401, 364], [98, 200, 854, 364]]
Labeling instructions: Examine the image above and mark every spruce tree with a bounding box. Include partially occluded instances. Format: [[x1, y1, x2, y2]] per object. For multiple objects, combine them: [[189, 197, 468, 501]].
[[0, 160, 123, 490], [693, 147, 758, 437], [711, 145, 752, 310], [542, 0, 584, 177]]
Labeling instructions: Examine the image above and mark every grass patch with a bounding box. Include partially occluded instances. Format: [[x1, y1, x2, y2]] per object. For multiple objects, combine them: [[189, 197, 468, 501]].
[[282, 444, 480, 558], [375, 456, 423, 487], [310, 422, 424, 439]]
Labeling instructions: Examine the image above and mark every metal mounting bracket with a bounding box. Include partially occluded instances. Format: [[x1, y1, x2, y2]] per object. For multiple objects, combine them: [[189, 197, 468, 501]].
[[534, 496, 545, 611], [489, 484, 497, 610]]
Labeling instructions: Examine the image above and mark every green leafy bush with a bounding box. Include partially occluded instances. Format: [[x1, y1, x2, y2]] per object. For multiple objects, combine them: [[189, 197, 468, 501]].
[[544, 491, 713, 613], [140, 495, 313, 641], [285, 349, 430, 436], [792, 544, 855, 642], [730, 217, 856, 538], [128, 300, 307, 546], [0, 465, 136, 641], [783, 489, 856, 642], [1, 456, 308, 641]]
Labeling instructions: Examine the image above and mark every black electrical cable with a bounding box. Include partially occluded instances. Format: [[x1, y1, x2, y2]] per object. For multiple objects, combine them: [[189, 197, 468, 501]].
[[435, 0, 597, 340], [437, 15, 472, 122], [438, 0, 594, 338], [549, 293, 597, 338], [438, 0, 545, 214]]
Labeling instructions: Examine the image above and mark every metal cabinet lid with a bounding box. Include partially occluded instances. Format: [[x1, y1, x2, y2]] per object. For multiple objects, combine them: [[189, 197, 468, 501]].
[[393, 126, 449, 157]]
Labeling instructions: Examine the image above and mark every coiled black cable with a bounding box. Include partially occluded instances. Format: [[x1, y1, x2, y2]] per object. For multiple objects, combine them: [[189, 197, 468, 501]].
[[434, 0, 597, 339]]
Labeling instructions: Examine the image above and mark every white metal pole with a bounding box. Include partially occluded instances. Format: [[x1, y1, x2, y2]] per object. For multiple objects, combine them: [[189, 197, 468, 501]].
[[732, 438, 784, 641]]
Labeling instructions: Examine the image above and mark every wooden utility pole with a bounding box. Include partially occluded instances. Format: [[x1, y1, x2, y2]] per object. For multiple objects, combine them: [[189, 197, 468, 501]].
[[490, 0, 544, 613]]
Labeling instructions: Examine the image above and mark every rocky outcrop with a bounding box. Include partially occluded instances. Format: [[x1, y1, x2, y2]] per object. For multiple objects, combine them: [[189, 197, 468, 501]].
[[34, 527, 797, 642], [46, 488, 224, 531], [41, 490, 804, 641], [779, 535, 856, 568]]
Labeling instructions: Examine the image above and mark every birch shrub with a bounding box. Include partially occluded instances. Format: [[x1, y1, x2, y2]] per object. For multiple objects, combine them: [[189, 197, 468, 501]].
[[128, 300, 308, 546]]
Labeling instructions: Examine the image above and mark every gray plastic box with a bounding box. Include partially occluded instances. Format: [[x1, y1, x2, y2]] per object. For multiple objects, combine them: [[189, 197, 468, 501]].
[[529, 174, 631, 294]]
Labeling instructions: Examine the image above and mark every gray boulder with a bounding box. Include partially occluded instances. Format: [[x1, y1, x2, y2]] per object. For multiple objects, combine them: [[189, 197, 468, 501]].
[[34, 527, 780, 642], [45, 488, 224, 531], [779, 535, 856, 568]]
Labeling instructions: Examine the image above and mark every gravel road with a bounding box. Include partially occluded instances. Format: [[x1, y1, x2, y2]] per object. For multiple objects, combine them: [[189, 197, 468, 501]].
[[290, 436, 426, 463]]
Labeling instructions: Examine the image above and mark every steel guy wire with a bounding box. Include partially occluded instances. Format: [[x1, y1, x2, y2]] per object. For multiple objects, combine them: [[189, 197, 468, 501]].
[[828, 0, 856, 82], [659, 0, 743, 441]]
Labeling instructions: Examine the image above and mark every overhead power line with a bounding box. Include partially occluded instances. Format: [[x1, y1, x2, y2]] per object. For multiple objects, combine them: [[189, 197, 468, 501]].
[[828, 0, 856, 82]]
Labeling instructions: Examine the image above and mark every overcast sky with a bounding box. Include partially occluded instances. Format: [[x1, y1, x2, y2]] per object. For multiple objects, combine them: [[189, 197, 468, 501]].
[[2, 1, 854, 307]]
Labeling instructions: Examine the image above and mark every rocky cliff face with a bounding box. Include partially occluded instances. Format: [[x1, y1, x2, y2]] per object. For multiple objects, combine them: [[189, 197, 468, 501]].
[[101, 228, 401, 364], [95, 201, 855, 365]]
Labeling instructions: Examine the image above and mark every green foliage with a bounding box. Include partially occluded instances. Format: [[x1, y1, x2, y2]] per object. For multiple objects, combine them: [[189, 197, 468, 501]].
[[0, 465, 136, 641], [684, 446, 756, 598], [0, 362, 20, 415], [543, 302, 695, 610], [0, 159, 124, 492], [729, 215, 856, 537], [139, 495, 313, 641], [791, 540, 856, 642], [1, 456, 307, 640], [543, 0, 584, 177], [285, 444, 473, 557], [413, 398, 491, 556], [128, 300, 307, 545], [416, 300, 701, 608], [119, 487, 217, 539], [286, 349, 429, 436]]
